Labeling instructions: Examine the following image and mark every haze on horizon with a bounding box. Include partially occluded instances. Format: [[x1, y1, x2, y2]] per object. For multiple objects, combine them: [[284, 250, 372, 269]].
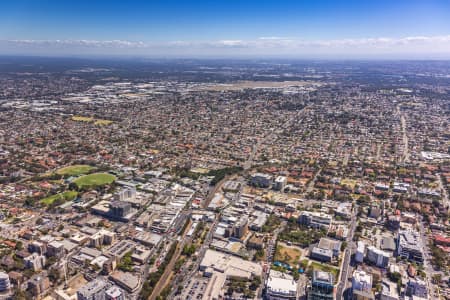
[[1, 0, 450, 59]]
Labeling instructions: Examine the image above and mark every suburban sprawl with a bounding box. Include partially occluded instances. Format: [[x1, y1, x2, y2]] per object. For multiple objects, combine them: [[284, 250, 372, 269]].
[[0, 58, 449, 300]]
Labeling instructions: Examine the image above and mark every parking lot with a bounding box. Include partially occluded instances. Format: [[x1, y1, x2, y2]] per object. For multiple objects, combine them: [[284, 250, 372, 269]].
[[175, 276, 209, 300]]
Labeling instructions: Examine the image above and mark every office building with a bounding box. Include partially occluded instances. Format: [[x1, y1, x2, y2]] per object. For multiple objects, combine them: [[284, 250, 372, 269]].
[[307, 271, 334, 300]]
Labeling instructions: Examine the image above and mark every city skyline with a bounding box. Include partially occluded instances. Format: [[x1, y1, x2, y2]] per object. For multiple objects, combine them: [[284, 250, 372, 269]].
[[1, 0, 450, 58]]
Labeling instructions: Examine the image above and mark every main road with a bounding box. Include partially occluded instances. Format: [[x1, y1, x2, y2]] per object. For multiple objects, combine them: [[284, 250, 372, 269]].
[[335, 207, 357, 300]]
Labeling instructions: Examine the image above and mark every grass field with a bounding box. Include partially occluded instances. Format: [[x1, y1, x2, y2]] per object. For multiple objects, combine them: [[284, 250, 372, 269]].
[[341, 178, 357, 189], [274, 243, 302, 267], [71, 116, 113, 125], [72, 116, 94, 122], [41, 191, 78, 205], [56, 165, 95, 176], [94, 119, 113, 125], [73, 173, 116, 189]]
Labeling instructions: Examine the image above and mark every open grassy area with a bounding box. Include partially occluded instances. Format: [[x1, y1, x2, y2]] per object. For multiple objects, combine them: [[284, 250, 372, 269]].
[[341, 178, 358, 189], [41, 191, 78, 205], [72, 116, 94, 122], [56, 165, 95, 176], [71, 116, 113, 126], [94, 119, 113, 125], [73, 173, 116, 189], [274, 243, 302, 267], [310, 261, 340, 281]]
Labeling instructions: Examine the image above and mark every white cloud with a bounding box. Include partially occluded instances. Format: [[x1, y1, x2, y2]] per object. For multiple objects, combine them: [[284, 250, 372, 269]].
[[1, 35, 450, 57]]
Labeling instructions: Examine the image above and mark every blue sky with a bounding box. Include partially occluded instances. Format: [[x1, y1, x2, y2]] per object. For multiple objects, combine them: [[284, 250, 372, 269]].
[[1, 0, 450, 58]]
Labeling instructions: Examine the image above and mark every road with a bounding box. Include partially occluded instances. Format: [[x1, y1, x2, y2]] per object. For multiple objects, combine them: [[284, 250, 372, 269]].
[[418, 220, 442, 300], [202, 174, 233, 209], [335, 208, 357, 300], [261, 221, 287, 298], [304, 168, 322, 195], [397, 105, 409, 163], [437, 173, 449, 214], [148, 220, 192, 300]]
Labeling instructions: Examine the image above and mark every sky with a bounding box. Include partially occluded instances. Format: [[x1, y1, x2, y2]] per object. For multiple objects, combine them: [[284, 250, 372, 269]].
[[0, 0, 450, 58]]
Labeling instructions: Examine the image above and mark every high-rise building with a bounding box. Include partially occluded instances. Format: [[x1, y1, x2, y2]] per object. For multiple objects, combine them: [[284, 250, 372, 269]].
[[307, 271, 334, 300], [0, 272, 10, 292], [24, 253, 46, 272], [114, 187, 136, 202], [109, 201, 131, 219], [355, 241, 365, 264]]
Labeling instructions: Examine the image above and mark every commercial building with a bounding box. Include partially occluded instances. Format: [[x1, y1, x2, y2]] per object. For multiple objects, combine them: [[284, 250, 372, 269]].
[[273, 176, 287, 191], [250, 173, 273, 188], [47, 240, 65, 259], [380, 280, 400, 300], [105, 286, 125, 300], [109, 271, 140, 293], [397, 230, 424, 263], [366, 246, 390, 268], [89, 229, 116, 248], [77, 278, 108, 300], [266, 269, 298, 300], [352, 270, 374, 300], [199, 249, 262, 280], [298, 211, 332, 230], [114, 187, 136, 202], [232, 216, 248, 239], [406, 278, 428, 299], [28, 275, 50, 297], [311, 238, 341, 262], [307, 271, 334, 300]]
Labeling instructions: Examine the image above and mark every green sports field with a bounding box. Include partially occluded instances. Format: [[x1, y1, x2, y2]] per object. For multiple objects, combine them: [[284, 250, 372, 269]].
[[73, 172, 116, 189], [41, 191, 78, 205], [56, 165, 96, 176]]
